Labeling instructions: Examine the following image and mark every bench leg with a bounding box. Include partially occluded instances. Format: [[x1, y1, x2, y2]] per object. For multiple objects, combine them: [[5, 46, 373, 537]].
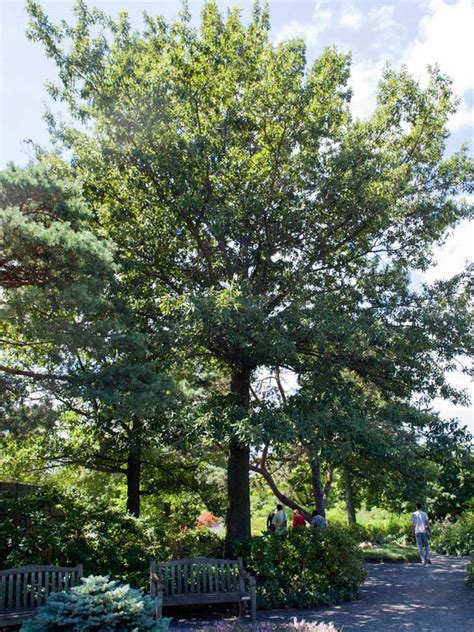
[[250, 579, 257, 624], [155, 589, 163, 620]]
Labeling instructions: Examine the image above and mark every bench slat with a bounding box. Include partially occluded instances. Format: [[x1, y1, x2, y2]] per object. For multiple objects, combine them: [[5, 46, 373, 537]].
[[15, 573, 21, 610], [29, 572, 36, 609], [37, 572, 43, 607], [23, 571, 28, 610], [1, 575, 6, 612], [183, 563, 188, 594], [162, 591, 248, 607], [197, 563, 202, 594], [8, 575, 13, 610]]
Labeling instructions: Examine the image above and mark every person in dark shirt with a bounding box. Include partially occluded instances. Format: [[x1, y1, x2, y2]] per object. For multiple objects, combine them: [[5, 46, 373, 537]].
[[266, 509, 276, 532]]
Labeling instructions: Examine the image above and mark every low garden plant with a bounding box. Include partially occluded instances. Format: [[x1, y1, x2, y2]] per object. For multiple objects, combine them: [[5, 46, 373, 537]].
[[21, 575, 170, 631], [197, 621, 337, 631], [235, 528, 366, 609], [359, 543, 419, 563], [431, 512, 474, 557]]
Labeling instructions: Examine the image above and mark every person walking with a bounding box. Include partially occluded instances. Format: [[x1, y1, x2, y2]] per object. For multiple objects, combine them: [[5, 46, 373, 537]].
[[266, 508, 276, 532], [292, 508, 305, 528], [272, 504, 288, 535], [411, 502, 431, 565], [310, 509, 327, 529]]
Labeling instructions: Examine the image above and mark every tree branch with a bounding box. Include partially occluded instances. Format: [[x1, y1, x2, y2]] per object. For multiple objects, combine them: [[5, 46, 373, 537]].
[[0, 364, 70, 381]]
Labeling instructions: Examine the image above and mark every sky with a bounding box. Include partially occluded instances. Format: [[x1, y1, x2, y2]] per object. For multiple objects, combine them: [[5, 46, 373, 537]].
[[1, 0, 473, 430]]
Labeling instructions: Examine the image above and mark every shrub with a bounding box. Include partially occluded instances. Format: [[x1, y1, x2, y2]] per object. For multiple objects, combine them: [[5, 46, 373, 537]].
[[197, 511, 221, 529], [345, 519, 413, 547], [431, 513, 474, 556], [0, 486, 223, 588], [21, 575, 170, 631], [467, 561, 474, 589], [235, 528, 366, 609]]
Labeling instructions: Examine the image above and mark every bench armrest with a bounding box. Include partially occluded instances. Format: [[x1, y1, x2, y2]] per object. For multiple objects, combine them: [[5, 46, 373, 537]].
[[150, 573, 164, 597], [240, 569, 256, 588]]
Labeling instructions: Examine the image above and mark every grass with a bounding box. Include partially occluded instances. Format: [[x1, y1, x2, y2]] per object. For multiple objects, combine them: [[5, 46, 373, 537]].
[[361, 543, 419, 563]]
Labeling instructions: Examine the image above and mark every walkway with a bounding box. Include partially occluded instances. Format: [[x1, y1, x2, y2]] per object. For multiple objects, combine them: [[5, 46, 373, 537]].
[[171, 554, 473, 631]]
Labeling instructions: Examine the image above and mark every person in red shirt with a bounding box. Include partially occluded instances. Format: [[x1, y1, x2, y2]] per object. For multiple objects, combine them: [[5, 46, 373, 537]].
[[292, 509, 305, 528]]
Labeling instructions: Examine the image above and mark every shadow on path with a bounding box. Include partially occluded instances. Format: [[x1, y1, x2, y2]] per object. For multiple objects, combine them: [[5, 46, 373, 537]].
[[171, 555, 473, 631]]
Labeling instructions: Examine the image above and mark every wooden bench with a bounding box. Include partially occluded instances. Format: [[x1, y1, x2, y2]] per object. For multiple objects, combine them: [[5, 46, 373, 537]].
[[0, 564, 83, 628], [150, 557, 256, 623]]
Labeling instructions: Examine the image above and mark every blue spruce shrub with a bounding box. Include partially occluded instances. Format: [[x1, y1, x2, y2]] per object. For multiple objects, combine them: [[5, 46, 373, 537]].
[[22, 575, 170, 631]]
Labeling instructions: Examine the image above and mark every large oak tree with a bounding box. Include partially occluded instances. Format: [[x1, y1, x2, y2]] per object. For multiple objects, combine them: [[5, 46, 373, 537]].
[[26, 0, 473, 551]]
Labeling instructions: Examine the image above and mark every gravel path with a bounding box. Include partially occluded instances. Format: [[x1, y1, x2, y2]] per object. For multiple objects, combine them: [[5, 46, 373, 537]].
[[171, 554, 473, 631]]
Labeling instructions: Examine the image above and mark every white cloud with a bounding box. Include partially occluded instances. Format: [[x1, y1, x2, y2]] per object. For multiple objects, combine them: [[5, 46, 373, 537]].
[[432, 370, 474, 432], [348, 59, 384, 120], [276, 0, 333, 46], [369, 5, 397, 32], [340, 8, 362, 29], [348, 1, 473, 128], [423, 217, 474, 284], [276, 21, 321, 46], [311, 0, 333, 26], [401, 0, 474, 132], [422, 217, 473, 432]]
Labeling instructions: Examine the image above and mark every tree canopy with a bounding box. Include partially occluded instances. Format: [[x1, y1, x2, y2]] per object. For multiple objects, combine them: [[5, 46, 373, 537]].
[[0, 0, 472, 553]]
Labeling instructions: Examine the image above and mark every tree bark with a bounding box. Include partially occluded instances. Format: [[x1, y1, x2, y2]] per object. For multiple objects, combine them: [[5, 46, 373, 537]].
[[323, 466, 334, 503], [309, 451, 326, 518], [343, 463, 357, 525], [126, 433, 141, 517], [225, 368, 251, 556]]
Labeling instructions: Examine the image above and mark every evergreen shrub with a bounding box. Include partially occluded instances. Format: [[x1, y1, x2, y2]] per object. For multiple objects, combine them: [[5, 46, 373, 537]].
[[235, 528, 366, 609], [21, 575, 170, 631]]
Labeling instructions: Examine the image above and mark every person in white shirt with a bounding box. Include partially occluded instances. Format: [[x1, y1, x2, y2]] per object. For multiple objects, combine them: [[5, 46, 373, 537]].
[[411, 502, 431, 565], [271, 504, 288, 535]]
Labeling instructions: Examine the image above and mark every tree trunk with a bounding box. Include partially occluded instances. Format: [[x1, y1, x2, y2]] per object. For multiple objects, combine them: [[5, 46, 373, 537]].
[[309, 451, 326, 518], [126, 433, 141, 517], [225, 368, 251, 556], [343, 463, 357, 525]]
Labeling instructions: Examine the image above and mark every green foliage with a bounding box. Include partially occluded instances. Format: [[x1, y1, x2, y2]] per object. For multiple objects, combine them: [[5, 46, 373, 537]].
[[0, 486, 222, 589], [467, 561, 474, 589], [360, 543, 419, 563], [0, 0, 470, 553], [431, 512, 474, 556], [344, 518, 413, 547], [0, 158, 114, 291], [21, 575, 169, 631], [235, 528, 366, 609]]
